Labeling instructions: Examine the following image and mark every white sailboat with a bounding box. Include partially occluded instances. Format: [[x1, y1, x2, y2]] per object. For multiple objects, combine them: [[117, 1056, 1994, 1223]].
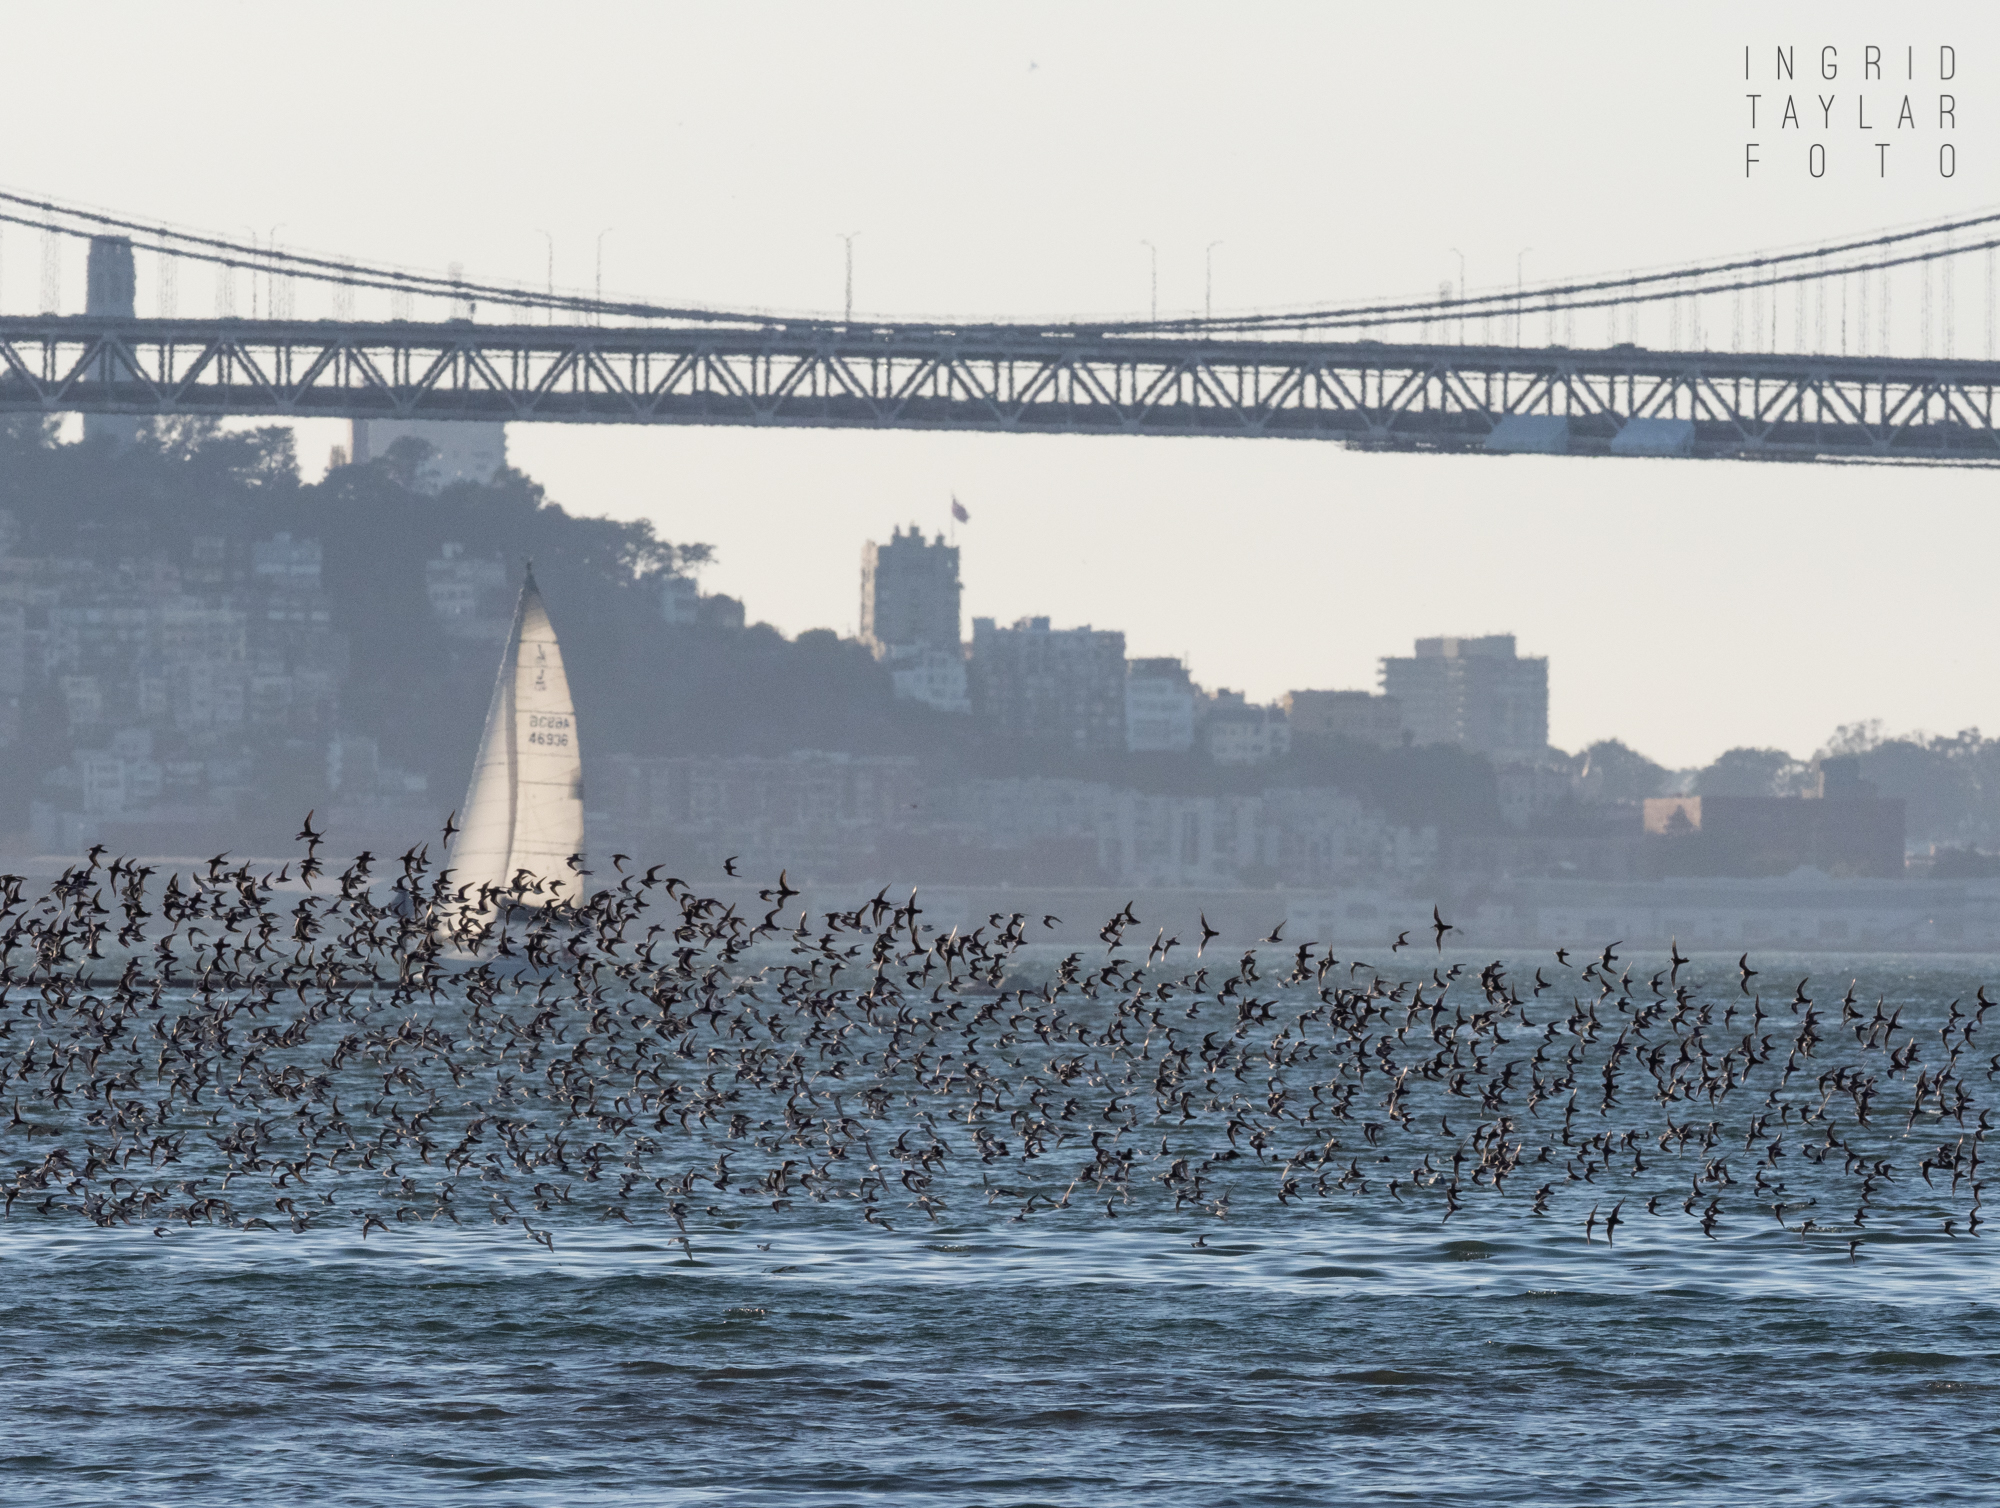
[[450, 564, 585, 905]]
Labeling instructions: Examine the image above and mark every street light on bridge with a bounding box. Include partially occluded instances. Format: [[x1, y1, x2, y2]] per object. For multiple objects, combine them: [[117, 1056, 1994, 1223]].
[[839, 232, 860, 323], [537, 230, 554, 324], [1516, 247, 1532, 347], [595, 228, 615, 326], [1141, 240, 1157, 322], [267, 225, 287, 321], [241, 226, 260, 319], [1206, 241, 1223, 321]]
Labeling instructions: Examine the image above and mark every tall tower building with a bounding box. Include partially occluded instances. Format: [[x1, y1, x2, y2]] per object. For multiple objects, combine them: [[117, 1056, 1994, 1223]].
[[1380, 634, 1548, 762], [860, 525, 961, 653], [860, 525, 968, 713]]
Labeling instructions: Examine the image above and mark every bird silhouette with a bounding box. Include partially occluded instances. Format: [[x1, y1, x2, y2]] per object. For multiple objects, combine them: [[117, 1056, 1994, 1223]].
[[1431, 906, 1456, 951]]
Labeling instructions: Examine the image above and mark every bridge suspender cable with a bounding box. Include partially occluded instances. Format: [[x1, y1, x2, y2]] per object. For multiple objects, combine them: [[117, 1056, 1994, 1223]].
[[1150, 229, 2000, 339], [4, 184, 2000, 343], [0, 189, 750, 328], [1114, 208, 2000, 336]]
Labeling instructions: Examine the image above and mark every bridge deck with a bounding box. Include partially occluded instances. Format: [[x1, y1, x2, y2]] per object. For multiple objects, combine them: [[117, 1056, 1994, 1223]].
[[3, 316, 1998, 463]]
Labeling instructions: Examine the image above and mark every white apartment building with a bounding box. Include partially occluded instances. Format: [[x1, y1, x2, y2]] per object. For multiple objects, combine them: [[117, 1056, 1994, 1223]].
[[1126, 658, 1197, 753]]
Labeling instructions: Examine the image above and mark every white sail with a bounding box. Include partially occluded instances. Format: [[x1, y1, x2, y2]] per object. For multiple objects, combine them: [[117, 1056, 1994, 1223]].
[[451, 566, 584, 904]]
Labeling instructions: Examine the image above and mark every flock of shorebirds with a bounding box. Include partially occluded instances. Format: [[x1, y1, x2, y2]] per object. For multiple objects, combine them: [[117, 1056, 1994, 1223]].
[[0, 815, 1985, 1258]]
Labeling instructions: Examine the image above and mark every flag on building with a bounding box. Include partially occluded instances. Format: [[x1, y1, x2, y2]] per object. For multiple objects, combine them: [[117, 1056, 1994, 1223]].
[[950, 497, 970, 523]]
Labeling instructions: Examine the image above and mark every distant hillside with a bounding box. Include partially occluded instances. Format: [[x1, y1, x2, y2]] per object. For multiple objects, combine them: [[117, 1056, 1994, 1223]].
[[0, 417, 964, 847], [0, 418, 1517, 878]]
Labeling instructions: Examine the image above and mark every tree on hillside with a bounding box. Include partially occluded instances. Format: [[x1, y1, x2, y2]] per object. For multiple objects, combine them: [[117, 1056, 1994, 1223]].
[[1820, 723, 1999, 849], [1695, 746, 1810, 798], [1572, 739, 1668, 804]]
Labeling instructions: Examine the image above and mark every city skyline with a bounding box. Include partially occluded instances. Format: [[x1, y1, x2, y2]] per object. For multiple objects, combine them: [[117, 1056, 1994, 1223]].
[[616, 448, 1987, 772], [6, 0, 1998, 769]]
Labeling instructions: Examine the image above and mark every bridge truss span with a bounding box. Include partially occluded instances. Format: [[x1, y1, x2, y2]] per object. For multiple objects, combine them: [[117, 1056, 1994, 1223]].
[[3, 315, 2000, 463]]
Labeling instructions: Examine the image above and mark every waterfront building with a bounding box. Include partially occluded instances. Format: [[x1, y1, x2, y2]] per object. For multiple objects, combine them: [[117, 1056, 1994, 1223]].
[[1643, 757, 1905, 878], [425, 544, 510, 641], [1125, 658, 1197, 753], [1380, 634, 1547, 762], [968, 616, 1126, 751], [1283, 688, 1405, 747], [1203, 690, 1291, 765]]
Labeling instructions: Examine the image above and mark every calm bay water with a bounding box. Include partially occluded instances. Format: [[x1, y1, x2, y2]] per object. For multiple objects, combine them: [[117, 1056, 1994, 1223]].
[[6, 1214, 1996, 1506], [3, 951, 1997, 1506]]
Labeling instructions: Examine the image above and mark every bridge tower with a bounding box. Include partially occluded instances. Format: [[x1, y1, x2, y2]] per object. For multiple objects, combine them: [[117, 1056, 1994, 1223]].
[[83, 236, 139, 449]]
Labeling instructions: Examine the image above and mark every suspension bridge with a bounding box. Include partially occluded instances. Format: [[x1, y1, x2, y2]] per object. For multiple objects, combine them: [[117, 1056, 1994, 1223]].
[[3, 190, 2000, 464]]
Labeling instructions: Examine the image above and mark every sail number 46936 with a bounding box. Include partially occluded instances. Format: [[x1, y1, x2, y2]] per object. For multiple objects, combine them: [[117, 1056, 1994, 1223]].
[[527, 713, 571, 748]]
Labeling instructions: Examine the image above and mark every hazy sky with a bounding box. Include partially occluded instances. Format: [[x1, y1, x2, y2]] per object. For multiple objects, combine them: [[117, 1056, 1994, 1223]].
[[3, 1, 1995, 767]]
